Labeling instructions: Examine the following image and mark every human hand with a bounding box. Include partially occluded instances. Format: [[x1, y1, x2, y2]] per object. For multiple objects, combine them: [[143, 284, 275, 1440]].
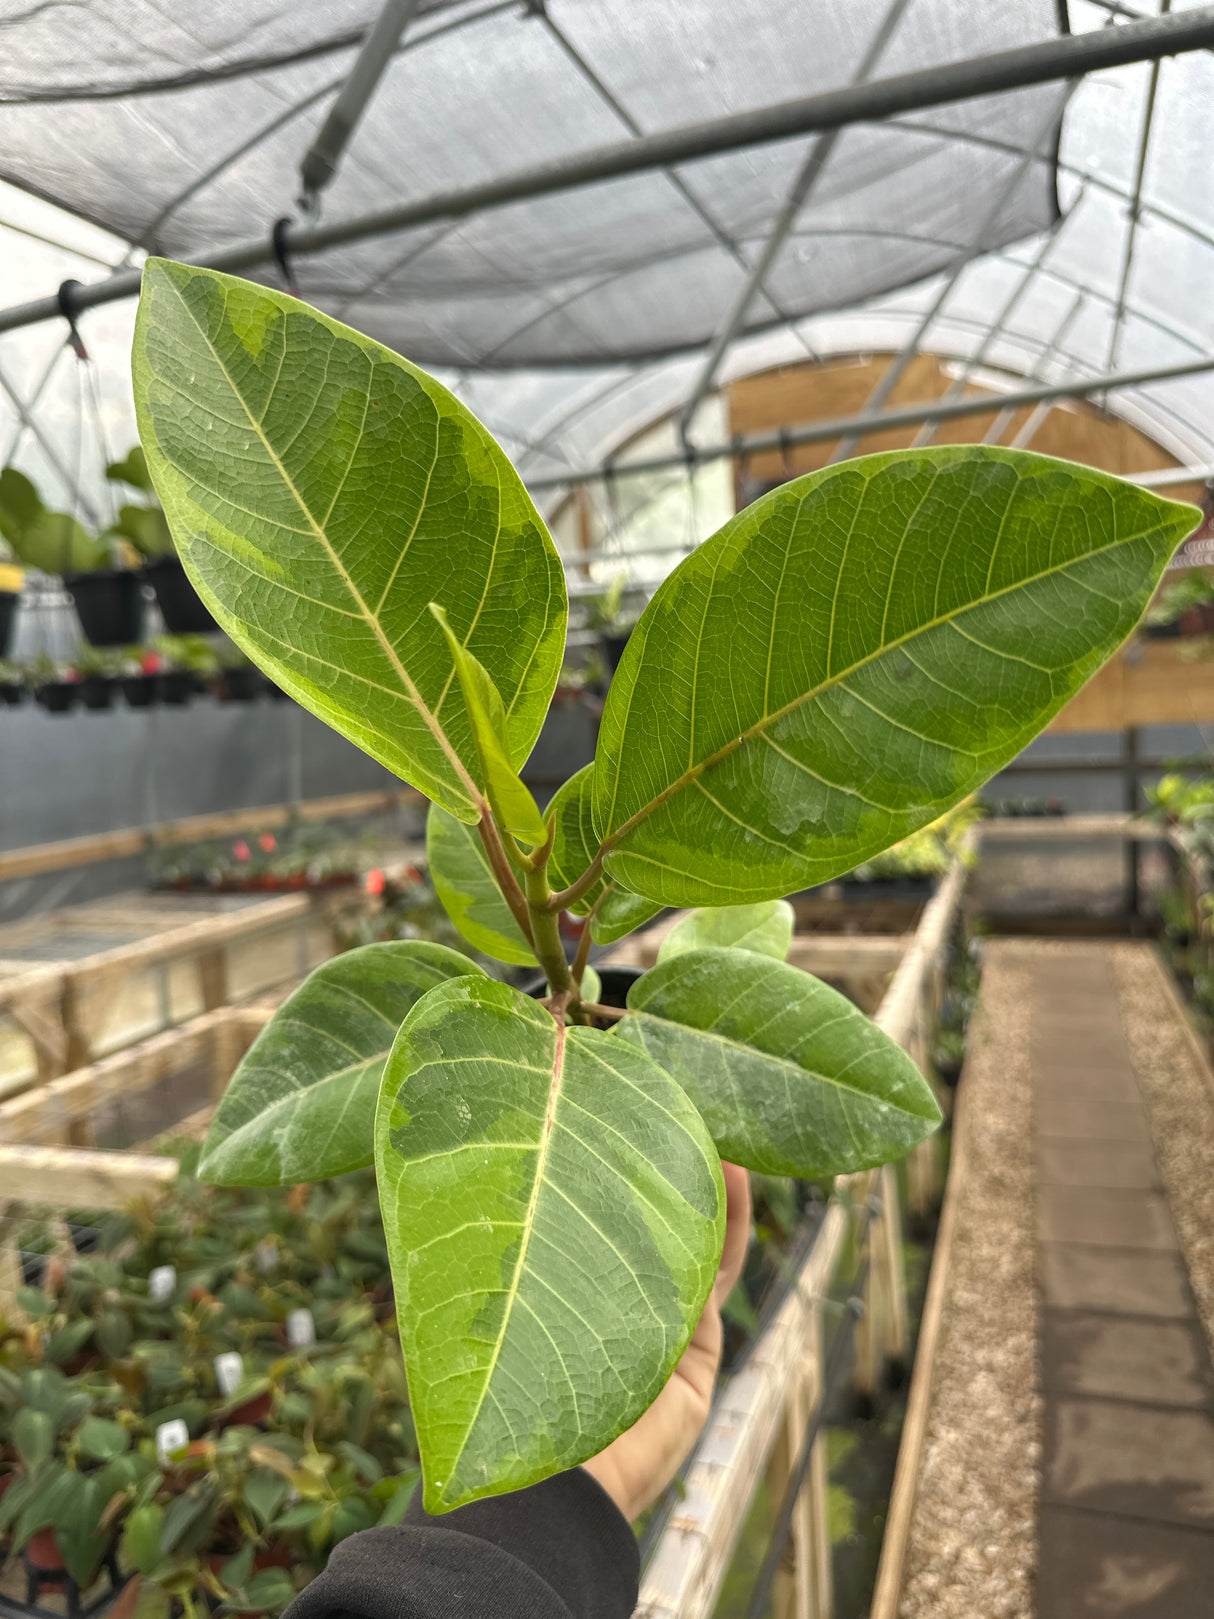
[[581, 1160, 751, 1522]]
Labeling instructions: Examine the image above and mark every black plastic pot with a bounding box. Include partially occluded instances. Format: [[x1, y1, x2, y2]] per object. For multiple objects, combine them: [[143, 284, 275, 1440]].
[[0, 681, 25, 707], [144, 555, 217, 633], [65, 569, 145, 647], [35, 681, 78, 714], [121, 674, 158, 709], [266, 680, 292, 703], [520, 962, 645, 1016], [592, 964, 646, 1008], [77, 675, 116, 711], [217, 666, 264, 702], [157, 670, 196, 706], [0, 589, 19, 659]]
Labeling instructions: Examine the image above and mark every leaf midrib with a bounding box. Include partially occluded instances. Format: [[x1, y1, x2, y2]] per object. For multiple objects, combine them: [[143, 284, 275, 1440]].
[[442, 1012, 568, 1492], [604, 521, 1164, 848], [163, 274, 480, 811]]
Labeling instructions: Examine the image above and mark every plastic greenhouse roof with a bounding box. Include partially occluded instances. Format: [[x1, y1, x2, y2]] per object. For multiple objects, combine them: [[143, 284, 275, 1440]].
[[0, 0, 1212, 490]]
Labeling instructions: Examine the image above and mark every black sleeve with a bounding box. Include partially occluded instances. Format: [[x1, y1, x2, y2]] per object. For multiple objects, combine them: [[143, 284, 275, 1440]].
[[283, 1468, 640, 1619]]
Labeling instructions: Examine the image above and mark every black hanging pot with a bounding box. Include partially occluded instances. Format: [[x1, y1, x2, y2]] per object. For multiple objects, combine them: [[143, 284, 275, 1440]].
[[0, 589, 19, 659], [65, 569, 145, 648], [77, 675, 116, 712], [35, 681, 79, 714], [143, 556, 217, 634], [121, 673, 158, 708]]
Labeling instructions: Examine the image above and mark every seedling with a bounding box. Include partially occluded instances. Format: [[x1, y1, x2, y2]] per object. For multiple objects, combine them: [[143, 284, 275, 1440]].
[[132, 259, 1197, 1512]]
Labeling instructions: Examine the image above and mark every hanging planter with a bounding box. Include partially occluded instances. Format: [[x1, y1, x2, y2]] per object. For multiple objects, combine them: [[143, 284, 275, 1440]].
[[143, 555, 217, 633], [0, 562, 23, 658], [65, 569, 146, 648]]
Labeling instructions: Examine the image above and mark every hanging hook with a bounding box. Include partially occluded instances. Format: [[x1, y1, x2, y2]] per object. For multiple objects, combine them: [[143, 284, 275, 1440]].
[[272, 218, 300, 298], [56, 281, 88, 361]]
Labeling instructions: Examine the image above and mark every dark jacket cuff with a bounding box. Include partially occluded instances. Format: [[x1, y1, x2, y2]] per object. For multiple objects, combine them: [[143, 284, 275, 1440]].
[[283, 1468, 639, 1619], [403, 1466, 640, 1617]]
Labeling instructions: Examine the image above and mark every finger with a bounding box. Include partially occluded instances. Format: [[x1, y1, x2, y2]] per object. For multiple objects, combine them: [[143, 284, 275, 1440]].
[[713, 1160, 751, 1304]]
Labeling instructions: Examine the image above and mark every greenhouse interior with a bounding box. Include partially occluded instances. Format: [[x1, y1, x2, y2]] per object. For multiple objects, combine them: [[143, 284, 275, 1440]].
[[3, 3, 1214, 1617]]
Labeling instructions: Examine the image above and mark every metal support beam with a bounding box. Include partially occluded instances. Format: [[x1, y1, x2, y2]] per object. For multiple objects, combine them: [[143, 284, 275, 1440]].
[[2, 5, 1212, 336], [1005, 292, 1087, 447], [1108, 5, 1168, 374], [526, 348, 1214, 492], [675, 0, 914, 448], [830, 81, 1072, 462], [912, 191, 1085, 449], [298, 0, 422, 208]]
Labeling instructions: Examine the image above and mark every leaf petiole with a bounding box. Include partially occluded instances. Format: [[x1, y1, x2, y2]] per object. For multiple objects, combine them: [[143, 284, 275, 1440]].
[[476, 810, 535, 948], [546, 841, 609, 912], [576, 1002, 628, 1023]]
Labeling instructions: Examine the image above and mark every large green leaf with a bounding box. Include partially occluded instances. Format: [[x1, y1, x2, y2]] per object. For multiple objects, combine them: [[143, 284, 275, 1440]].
[[198, 942, 480, 1186], [617, 947, 941, 1177], [658, 901, 794, 964], [427, 805, 537, 968], [547, 764, 660, 945], [376, 975, 724, 1511], [133, 259, 566, 819], [592, 448, 1196, 905]]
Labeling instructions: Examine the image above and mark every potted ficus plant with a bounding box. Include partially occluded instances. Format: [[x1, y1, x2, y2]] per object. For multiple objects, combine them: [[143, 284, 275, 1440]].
[[130, 258, 1198, 1517]]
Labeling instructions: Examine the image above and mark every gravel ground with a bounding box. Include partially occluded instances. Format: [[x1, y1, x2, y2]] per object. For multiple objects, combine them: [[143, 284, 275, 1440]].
[[1111, 943, 1214, 1355], [898, 941, 1041, 1619]]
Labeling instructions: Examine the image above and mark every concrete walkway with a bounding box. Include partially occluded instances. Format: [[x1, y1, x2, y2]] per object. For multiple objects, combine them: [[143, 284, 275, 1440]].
[[1032, 947, 1214, 1617]]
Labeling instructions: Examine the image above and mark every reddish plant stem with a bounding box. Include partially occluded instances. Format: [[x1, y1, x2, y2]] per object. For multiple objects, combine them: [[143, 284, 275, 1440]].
[[476, 809, 535, 946]]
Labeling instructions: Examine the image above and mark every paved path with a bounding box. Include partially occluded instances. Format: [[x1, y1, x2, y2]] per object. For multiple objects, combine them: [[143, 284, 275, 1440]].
[[1032, 947, 1214, 1617]]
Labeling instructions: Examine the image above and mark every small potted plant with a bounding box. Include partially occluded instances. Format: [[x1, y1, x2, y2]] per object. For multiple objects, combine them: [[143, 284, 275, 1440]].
[[121, 647, 163, 708], [152, 634, 215, 705], [108, 446, 219, 634], [27, 651, 79, 714], [70, 644, 124, 711], [0, 656, 25, 706], [215, 641, 265, 702]]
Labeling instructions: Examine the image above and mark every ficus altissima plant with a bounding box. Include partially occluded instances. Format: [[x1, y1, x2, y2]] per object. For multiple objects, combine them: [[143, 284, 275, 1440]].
[[132, 259, 1197, 1513]]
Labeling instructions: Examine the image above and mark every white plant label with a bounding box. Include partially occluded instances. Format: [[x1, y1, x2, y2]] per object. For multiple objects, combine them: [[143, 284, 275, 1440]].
[[214, 1351, 244, 1396], [286, 1307, 316, 1348], [156, 1418, 189, 1463], [148, 1264, 176, 1302], [255, 1239, 278, 1272]]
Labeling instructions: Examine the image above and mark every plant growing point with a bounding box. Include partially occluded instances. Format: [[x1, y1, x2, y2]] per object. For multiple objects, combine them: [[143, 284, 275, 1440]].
[[130, 257, 1199, 1513]]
